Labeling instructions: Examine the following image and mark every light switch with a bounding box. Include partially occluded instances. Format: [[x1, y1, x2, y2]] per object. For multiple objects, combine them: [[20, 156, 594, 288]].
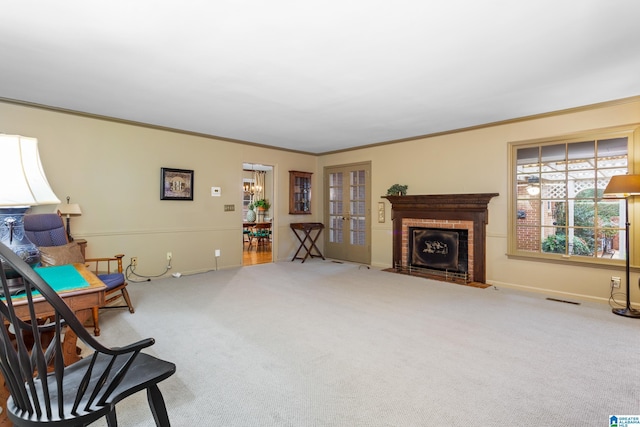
[[211, 187, 221, 196]]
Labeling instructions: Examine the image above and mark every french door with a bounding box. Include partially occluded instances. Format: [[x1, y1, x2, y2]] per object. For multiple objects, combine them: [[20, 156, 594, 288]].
[[323, 162, 371, 264]]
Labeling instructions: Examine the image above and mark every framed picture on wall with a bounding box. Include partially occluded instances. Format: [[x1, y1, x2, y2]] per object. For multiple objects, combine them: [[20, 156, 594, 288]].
[[161, 167, 194, 200]]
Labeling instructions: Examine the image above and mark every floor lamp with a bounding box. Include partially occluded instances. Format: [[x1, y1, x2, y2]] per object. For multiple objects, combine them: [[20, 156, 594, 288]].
[[603, 174, 640, 318]]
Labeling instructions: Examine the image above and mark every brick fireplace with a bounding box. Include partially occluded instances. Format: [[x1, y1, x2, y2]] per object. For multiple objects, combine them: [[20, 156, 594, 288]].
[[384, 193, 498, 285]]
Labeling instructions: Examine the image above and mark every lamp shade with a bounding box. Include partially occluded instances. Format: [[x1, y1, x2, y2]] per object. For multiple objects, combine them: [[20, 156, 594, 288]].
[[0, 135, 60, 206], [603, 174, 640, 198]]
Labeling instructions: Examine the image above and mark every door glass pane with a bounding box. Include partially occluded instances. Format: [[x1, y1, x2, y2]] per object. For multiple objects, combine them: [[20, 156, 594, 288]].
[[349, 170, 366, 246], [328, 172, 343, 243]]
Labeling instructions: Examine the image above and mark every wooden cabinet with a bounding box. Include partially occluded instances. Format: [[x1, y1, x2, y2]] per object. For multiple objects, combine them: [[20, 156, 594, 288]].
[[289, 171, 312, 214]]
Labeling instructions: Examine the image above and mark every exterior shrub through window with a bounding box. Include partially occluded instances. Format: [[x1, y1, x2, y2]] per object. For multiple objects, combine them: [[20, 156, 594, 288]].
[[510, 127, 638, 263]]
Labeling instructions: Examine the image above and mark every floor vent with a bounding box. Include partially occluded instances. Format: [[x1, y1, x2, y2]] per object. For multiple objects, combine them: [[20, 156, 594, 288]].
[[546, 297, 581, 305]]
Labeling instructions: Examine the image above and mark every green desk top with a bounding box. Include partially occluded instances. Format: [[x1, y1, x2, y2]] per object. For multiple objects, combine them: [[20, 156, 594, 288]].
[[34, 264, 89, 293], [3, 264, 90, 301]]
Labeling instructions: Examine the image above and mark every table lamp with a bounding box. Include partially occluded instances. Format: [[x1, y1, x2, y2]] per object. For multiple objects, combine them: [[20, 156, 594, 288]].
[[57, 196, 82, 241], [0, 135, 60, 284], [603, 174, 640, 318]]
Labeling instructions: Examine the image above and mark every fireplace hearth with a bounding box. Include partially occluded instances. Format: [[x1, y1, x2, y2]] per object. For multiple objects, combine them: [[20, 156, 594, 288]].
[[384, 193, 498, 285]]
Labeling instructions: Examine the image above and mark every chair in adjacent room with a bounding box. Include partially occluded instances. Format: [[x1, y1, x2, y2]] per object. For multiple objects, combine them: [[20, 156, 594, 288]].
[[0, 242, 176, 427], [248, 222, 272, 250], [23, 213, 134, 336]]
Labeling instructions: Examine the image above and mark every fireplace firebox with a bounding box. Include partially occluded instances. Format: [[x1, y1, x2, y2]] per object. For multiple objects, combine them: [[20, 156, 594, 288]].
[[409, 227, 468, 277]]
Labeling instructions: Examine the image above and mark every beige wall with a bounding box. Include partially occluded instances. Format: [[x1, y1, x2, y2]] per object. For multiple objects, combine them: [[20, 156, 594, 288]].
[[319, 98, 640, 304], [0, 102, 319, 274], [3, 98, 640, 305]]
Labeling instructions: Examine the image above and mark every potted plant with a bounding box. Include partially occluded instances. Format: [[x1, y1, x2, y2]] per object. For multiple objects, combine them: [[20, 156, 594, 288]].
[[386, 184, 408, 196], [254, 199, 271, 211]]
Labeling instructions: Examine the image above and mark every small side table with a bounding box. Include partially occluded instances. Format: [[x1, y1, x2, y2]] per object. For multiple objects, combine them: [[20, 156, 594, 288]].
[[290, 222, 325, 263]]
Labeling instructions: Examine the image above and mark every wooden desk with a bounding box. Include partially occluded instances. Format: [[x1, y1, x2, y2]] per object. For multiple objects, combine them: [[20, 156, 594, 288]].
[[290, 222, 325, 263], [10, 263, 106, 366]]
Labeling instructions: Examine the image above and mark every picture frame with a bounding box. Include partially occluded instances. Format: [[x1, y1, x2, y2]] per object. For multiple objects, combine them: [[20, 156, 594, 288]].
[[161, 167, 194, 200]]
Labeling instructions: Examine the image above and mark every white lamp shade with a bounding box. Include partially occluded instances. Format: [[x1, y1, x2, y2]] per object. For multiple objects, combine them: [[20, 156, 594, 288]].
[[0, 135, 60, 206], [603, 174, 640, 198]]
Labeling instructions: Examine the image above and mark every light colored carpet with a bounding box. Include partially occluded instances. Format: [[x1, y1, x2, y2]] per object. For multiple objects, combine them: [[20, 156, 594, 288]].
[[91, 260, 639, 426]]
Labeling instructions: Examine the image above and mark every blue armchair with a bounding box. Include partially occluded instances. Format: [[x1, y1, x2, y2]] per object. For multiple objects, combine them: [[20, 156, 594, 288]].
[[23, 213, 134, 336]]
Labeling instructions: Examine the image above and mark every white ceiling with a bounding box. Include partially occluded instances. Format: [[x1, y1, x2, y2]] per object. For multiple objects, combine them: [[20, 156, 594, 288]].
[[1, 1, 640, 154]]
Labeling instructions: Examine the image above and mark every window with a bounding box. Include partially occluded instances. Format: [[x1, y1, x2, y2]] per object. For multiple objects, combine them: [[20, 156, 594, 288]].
[[509, 127, 639, 265]]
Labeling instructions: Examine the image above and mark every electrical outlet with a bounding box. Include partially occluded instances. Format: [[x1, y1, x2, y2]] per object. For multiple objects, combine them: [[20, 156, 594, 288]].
[[611, 276, 621, 288], [131, 257, 138, 267], [167, 252, 172, 261], [215, 249, 221, 257]]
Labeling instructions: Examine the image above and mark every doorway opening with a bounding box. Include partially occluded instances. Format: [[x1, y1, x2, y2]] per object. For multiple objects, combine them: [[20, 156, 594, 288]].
[[242, 163, 274, 266]]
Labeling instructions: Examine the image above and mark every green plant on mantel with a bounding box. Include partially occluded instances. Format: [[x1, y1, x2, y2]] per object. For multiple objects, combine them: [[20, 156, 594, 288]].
[[386, 184, 408, 196]]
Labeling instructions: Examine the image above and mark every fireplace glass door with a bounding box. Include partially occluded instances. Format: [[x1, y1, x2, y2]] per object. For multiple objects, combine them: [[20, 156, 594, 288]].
[[324, 162, 371, 264]]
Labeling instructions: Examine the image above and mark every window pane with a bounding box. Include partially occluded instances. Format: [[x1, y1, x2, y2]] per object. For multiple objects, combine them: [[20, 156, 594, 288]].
[[567, 140, 594, 161], [598, 200, 621, 228], [541, 144, 566, 166], [573, 171, 597, 198], [516, 225, 540, 251], [541, 200, 565, 227], [541, 227, 566, 254], [541, 172, 565, 199], [516, 200, 538, 225], [570, 228, 595, 256], [518, 175, 541, 199], [517, 146, 539, 164], [597, 137, 627, 159], [574, 200, 596, 227]]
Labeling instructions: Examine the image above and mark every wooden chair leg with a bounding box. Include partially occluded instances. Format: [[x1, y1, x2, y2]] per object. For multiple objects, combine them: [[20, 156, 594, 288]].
[[147, 384, 171, 427], [121, 288, 135, 313], [92, 306, 100, 336]]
